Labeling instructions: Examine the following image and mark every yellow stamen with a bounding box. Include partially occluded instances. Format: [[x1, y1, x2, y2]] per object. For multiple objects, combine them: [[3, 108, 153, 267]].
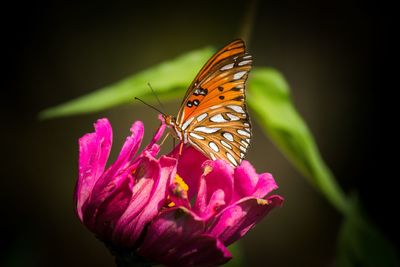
[[257, 199, 269, 205], [167, 175, 189, 208], [174, 174, 189, 192]]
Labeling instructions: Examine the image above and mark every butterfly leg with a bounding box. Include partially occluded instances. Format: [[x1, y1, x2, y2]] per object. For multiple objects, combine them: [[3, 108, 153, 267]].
[[160, 132, 170, 147], [179, 142, 184, 156]]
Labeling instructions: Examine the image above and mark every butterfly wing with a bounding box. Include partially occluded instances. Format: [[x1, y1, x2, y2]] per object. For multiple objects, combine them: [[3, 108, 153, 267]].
[[176, 39, 252, 167]]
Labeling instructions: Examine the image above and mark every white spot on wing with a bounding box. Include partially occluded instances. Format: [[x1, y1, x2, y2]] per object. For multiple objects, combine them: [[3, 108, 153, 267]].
[[243, 123, 250, 127], [220, 140, 232, 149], [228, 105, 245, 113], [210, 153, 216, 160], [189, 132, 204, 140], [209, 142, 219, 152], [241, 153, 245, 158], [223, 132, 234, 141], [241, 140, 249, 148], [194, 127, 221, 133], [226, 152, 238, 166], [220, 63, 234, 71], [233, 71, 246, 80], [240, 146, 246, 152], [210, 105, 222, 110], [243, 55, 252, 59], [226, 113, 240, 121], [237, 129, 251, 137], [210, 114, 227, 123], [196, 113, 208, 122], [182, 117, 194, 130], [238, 60, 252, 66]]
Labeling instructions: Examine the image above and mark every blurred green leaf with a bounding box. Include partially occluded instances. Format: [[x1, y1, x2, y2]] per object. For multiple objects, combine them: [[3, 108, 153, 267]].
[[337, 202, 398, 267], [248, 68, 398, 267], [39, 47, 215, 119], [247, 68, 350, 215]]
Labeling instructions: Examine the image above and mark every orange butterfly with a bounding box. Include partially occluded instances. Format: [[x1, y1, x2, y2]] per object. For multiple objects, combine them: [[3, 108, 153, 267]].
[[163, 39, 252, 167]]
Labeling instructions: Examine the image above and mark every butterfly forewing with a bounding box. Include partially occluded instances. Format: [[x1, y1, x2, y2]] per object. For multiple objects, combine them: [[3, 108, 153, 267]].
[[176, 39, 252, 167]]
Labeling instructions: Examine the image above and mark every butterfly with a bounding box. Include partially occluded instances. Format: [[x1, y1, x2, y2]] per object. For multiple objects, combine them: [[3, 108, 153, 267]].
[[163, 39, 252, 167]]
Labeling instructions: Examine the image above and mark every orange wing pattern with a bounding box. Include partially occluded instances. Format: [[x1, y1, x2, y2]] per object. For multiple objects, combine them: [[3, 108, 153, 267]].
[[176, 39, 252, 167]]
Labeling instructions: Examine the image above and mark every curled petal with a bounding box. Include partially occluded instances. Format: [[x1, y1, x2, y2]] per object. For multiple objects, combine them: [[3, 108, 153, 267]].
[[234, 160, 278, 200], [75, 118, 112, 221], [103, 121, 144, 181], [172, 234, 231, 267], [80, 121, 144, 226], [172, 146, 208, 200], [194, 160, 234, 218], [113, 155, 177, 247], [143, 114, 167, 156], [89, 174, 133, 239], [139, 207, 231, 267], [207, 195, 284, 246]]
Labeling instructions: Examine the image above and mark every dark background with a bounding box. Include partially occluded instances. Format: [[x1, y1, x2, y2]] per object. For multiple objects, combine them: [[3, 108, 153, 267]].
[[2, 1, 396, 266]]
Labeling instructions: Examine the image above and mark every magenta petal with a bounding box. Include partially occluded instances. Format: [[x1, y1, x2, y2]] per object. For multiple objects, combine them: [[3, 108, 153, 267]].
[[207, 195, 284, 246], [173, 145, 208, 200], [75, 118, 112, 221], [194, 160, 234, 217], [81, 121, 144, 225], [234, 160, 278, 199], [90, 174, 133, 239], [194, 177, 226, 220], [94, 121, 144, 192], [172, 234, 231, 267], [138, 207, 204, 261], [138, 207, 231, 267], [253, 172, 278, 198], [140, 115, 166, 157], [113, 155, 177, 247]]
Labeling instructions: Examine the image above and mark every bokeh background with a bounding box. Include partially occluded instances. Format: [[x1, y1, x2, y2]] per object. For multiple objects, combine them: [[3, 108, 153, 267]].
[[2, 1, 396, 266]]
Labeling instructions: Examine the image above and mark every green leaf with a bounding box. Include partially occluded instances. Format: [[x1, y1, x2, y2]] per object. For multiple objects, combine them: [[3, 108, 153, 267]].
[[39, 47, 215, 119], [248, 68, 399, 267], [247, 68, 350, 215], [337, 200, 399, 267]]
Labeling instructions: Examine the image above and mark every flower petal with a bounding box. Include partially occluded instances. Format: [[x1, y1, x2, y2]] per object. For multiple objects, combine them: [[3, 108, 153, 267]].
[[75, 118, 112, 221], [194, 160, 234, 218], [173, 145, 208, 200], [89, 173, 134, 239], [172, 234, 231, 267], [207, 195, 284, 246], [112, 155, 177, 247], [80, 121, 145, 225], [233, 160, 278, 200], [138, 207, 231, 267], [143, 114, 166, 156]]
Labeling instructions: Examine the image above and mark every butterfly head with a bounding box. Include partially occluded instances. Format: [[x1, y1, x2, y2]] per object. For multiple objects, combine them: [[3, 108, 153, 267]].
[[163, 115, 176, 127]]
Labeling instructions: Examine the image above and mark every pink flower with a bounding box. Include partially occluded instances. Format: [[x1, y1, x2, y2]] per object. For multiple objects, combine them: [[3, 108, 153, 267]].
[[74, 117, 283, 267]]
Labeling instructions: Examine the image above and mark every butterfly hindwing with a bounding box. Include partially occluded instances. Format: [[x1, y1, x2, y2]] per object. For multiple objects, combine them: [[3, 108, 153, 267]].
[[185, 105, 251, 167]]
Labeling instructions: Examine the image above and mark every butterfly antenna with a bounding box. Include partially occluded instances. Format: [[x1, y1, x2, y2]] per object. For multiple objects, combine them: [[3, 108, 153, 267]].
[[147, 82, 166, 113], [134, 97, 166, 116]]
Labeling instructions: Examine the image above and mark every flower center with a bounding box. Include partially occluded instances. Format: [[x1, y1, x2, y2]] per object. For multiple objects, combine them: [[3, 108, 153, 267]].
[[167, 174, 189, 207]]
